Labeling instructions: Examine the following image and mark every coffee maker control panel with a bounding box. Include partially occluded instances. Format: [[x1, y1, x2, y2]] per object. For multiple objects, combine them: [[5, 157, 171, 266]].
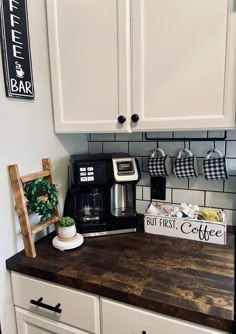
[[79, 166, 94, 182], [112, 158, 139, 182], [71, 159, 113, 186]]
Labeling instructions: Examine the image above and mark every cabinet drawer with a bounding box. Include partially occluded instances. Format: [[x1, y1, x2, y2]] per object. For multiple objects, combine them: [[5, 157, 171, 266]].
[[11, 272, 100, 334], [16, 307, 88, 334], [101, 298, 228, 334]]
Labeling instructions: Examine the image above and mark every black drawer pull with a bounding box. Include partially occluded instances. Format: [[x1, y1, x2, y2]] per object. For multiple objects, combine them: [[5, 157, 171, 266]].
[[142, 331, 146, 334], [30, 297, 62, 313]]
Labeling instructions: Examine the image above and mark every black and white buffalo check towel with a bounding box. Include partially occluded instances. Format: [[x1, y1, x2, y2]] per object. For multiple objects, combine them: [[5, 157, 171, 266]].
[[203, 150, 228, 180]]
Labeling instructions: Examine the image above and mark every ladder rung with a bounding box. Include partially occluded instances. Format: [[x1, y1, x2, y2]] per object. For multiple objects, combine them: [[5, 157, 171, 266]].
[[21, 171, 51, 183], [31, 216, 60, 235]]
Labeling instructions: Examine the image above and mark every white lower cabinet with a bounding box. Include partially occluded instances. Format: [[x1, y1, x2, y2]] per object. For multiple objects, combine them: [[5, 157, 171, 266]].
[[11, 273, 100, 334], [16, 307, 87, 334], [101, 298, 228, 334]]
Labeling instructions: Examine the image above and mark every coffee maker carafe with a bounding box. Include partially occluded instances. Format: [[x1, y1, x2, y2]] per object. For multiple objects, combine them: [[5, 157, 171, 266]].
[[64, 154, 140, 236], [78, 187, 104, 222]]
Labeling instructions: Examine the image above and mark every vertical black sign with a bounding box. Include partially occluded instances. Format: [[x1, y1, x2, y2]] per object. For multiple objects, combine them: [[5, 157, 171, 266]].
[[0, 0, 34, 99]]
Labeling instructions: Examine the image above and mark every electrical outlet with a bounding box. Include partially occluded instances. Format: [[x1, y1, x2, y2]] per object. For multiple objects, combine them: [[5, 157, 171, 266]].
[[151, 177, 166, 201]]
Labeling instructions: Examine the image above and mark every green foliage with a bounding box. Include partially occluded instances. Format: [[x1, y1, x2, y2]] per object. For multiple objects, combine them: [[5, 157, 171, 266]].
[[24, 178, 58, 221], [59, 216, 75, 227]]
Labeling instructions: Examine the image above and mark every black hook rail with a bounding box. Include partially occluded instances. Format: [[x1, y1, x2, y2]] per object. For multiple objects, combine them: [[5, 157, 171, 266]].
[[144, 130, 227, 142]]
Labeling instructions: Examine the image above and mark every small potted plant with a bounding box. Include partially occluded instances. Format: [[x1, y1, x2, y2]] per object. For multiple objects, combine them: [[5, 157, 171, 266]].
[[58, 216, 76, 239]]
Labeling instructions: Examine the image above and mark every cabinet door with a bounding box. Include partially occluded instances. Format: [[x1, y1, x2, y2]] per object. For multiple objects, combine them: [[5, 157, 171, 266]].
[[101, 298, 228, 334], [47, 0, 130, 133], [15, 307, 88, 334], [131, 0, 236, 131]]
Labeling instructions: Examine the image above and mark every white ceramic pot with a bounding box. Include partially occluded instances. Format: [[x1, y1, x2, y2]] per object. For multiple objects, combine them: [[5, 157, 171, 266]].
[[58, 225, 76, 239]]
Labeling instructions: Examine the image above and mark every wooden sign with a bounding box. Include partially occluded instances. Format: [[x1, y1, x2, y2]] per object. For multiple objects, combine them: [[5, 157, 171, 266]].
[[0, 0, 34, 99], [144, 214, 227, 245]]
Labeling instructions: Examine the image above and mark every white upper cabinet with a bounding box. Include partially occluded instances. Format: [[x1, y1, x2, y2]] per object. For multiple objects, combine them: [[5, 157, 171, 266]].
[[47, 0, 236, 133], [131, 0, 236, 131], [47, 0, 130, 133]]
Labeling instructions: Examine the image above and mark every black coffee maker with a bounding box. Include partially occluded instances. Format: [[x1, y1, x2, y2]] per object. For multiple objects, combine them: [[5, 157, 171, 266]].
[[64, 154, 140, 236]]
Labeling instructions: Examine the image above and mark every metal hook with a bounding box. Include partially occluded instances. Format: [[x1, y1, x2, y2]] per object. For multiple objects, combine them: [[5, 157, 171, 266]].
[[156, 139, 159, 149], [213, 138, 216, 149], [184, 138, 187, 149]]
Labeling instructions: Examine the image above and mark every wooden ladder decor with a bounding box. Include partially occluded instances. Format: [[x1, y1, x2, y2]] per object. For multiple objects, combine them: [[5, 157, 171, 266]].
[[8, 158, 61, 258]]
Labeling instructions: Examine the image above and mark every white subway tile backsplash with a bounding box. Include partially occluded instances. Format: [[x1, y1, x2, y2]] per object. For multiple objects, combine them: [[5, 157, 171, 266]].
[[165, 188, 172, 203], [226, 141, 236, 158], [137, 172, 150, 186], [224, 210, 236, 226], [224, 177, 236, 193], [129, 141, 157, 157], [197, 158, 204, 175], [88, 131, 236, 223], [87, 134, 91, 141], [136, 157, 143, 172], [166, 174, 188, 189], [139, 186, 172, 203], [189, 176, 224, 192], [190, 141, 225, 157], [144, 131, 173, 139], [226, 130, 236, 140], [136, 186, 143, 200], [138, 186, 172, 203], [174, 131, 207, 138], [172, 189, 204, 206], [103, 142, 128, 153], [142, 157, 149, 172], [159, 141, 189, 157], [207, 130, 225, 138], [115, 133, 142, 141], [88, 142, 102, 154], [143, 187, 151, 201], [90, 133, 114, 141], [136, 200, 149, 214], [227, 159, 236, 175], [206, 192, 236, 210]]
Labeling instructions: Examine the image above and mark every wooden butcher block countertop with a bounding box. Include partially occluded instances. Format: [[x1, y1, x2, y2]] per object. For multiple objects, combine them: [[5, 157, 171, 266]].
[[6, 230, 235, 332]]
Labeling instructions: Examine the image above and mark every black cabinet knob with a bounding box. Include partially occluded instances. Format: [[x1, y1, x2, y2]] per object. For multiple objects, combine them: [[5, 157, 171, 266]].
[[117, 115, 126, 124], [142, 331, 146, 334], [131, 114, 139, 123]]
